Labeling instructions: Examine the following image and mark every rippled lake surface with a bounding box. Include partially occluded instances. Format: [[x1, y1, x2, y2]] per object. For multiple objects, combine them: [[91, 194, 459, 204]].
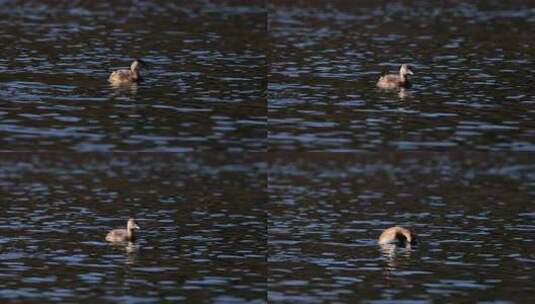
[[0, 154, 266, 303], [269, 153, 535, 303], [269, 0, 535, 151], [0, 0, 266, 151]]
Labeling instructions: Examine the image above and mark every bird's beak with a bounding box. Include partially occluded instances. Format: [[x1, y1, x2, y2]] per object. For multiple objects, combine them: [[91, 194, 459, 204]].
[[134, 224, 140, 230], [407, 69, 414, 75]]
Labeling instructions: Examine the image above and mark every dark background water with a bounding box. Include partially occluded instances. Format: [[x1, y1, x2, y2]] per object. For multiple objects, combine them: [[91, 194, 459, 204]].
[[0, 0, 266, 151], [269, 0, 535, 151], [268, 153, 535, 303], [0, 154, 266, 303]]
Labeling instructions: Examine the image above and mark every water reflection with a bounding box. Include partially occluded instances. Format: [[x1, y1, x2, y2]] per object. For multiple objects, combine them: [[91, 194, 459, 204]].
[[106, 241, 140, 265], [379, 243, 413, 280], [125, 242, 139, 265], [109, 82, 138, 97], [397, 88, 412, 100]]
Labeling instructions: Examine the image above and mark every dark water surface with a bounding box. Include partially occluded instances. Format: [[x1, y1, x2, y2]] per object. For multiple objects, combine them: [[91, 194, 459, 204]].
[[269, 0, 535, 151], [0, 0, 266, 151], [269, 153, 535, 303], [0, 154, 266, 303]]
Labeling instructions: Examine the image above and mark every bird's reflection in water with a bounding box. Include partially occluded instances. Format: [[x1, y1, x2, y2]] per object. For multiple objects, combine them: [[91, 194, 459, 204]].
[[398, 88, 412, 99], [125, 242, 139, 265], [110, 82, 138, 97], [110, 241, 139, 265], [379, 243, 413, 280]]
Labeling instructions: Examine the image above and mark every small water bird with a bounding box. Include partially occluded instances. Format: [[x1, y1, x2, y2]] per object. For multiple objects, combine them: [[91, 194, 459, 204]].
[[108, 59, 146, 85], [378, 226, 416, 245], [377, 64, 414, 89], [106, 218, 140, 242]]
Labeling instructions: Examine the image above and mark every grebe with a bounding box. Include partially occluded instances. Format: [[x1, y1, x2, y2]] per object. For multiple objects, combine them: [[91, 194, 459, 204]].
[[378, 226, 416, 245], [108, 59, 146, 85], [105, 218, 140, 242], [377, 64, 414, 89]]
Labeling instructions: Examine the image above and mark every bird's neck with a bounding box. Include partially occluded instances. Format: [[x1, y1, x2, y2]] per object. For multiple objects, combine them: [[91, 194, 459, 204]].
[[399, 73, 410, 85], [127, 228, 135, 240], [131, 70, 140, 80]]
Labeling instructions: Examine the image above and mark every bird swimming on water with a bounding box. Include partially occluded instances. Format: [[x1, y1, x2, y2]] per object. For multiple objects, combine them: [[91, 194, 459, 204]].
[[108, 59, 146, 85], [378, 226, 416, 246], [105, 218, 140, 242], [377, 64, 414, 89]]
